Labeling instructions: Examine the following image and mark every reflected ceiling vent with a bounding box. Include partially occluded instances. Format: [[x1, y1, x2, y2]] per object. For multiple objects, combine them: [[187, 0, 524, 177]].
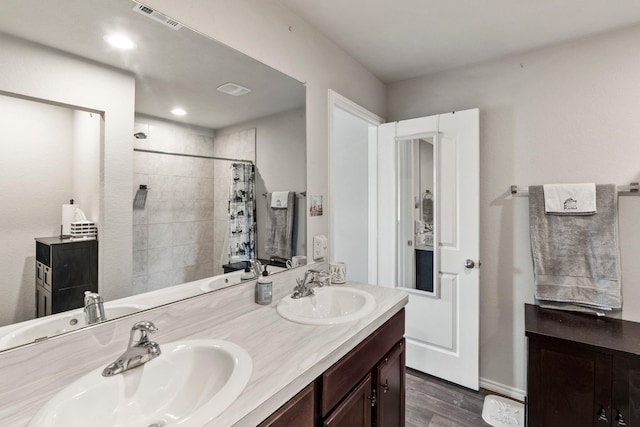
[[132, 2, 183, 30], [216, 82, 252, 97]]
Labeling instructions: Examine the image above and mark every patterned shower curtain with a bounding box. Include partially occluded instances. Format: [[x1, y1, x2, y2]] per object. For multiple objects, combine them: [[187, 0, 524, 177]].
[[228, 163, 256, 263]]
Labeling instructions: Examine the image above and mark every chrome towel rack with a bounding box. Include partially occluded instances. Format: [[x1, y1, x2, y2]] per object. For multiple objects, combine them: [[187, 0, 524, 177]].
[[510, 183, 640, 197], [262, 192, 307, 198]]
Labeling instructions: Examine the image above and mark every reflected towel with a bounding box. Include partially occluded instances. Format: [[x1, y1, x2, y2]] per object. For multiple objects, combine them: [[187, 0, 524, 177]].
[[265, 192, 296, 259], [271, 191, 289, 208], [543, 183, 596, 215], [529, 184, 622, 313]]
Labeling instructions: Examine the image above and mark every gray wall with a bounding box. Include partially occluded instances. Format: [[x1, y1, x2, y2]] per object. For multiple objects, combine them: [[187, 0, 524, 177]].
[[0, 33, 134, 320], [217, 108, 306, 259], [387, 24, 640, 396]]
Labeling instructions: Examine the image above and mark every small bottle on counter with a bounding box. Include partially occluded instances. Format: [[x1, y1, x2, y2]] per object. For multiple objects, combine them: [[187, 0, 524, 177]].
[[255, 266, 272, 305]]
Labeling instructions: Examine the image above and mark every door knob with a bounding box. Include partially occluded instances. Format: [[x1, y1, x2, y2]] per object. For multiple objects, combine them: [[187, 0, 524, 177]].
[[464, 259, 475, 269]]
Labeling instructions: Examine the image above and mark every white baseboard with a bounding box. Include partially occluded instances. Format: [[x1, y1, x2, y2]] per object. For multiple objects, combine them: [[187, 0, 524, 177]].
[[479, 377, 526, 402]]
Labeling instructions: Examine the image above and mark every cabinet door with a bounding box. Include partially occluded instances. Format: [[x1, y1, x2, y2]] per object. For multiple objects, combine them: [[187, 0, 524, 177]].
[[324, 374, 373, 427], [375, 339, 405, 427], [613, 355, 640, 427], [51, 240, 98, 293], [528, 338, 612, 427], [259, 382, 316, 427]]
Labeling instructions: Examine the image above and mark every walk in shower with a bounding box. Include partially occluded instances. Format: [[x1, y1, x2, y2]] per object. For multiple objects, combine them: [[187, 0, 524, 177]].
[[132, 121, 257, 294]]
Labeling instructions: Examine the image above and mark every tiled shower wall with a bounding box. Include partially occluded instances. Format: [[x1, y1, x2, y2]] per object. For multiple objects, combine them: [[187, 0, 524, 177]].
[[132, 117, 255, 293]]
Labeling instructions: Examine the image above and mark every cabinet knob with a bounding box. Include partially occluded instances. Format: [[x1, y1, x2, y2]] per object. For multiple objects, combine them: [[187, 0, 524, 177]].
[[598, 406, 608, 422], [616, 410, 626, 426]]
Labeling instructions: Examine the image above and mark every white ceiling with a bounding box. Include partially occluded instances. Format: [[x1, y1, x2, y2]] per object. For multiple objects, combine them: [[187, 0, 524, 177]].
[[278, 0, 640, 82], [0, 0, 305, 129]]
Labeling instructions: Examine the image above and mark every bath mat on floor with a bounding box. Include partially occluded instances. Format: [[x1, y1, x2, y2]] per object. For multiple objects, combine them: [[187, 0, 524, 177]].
[[482, 395, 524, 426]]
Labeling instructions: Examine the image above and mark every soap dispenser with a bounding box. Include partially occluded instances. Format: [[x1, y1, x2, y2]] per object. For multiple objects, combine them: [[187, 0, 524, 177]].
[[255, 266, 272, 305], [241, 263, 254, 281]]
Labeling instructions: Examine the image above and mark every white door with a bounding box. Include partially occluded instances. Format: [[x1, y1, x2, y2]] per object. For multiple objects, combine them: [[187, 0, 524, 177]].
[[378, 109, 480, 390]]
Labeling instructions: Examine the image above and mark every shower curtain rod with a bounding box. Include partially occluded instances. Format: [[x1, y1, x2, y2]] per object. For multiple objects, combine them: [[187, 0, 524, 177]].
[[510, 183, 639, 197], [133, 148, 254, 164]]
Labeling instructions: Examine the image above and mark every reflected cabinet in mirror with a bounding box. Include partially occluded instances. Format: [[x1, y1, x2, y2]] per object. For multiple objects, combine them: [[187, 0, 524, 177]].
[[396, 136, 438, 296], [0, 0, 306, 351]]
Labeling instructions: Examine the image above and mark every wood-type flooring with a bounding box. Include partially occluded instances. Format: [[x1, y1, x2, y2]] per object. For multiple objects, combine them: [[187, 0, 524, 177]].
[[405, 368, 493, 427]]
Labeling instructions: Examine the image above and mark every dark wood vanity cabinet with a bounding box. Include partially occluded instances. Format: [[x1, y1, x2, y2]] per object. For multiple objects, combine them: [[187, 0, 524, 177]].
[[259, 382, 317, 427], [612, 355, 640, 427], [525, 304, 640, 427], [375, 340, 406, 426], [260, 309, 405, 427], [323, 373, 373, 427]]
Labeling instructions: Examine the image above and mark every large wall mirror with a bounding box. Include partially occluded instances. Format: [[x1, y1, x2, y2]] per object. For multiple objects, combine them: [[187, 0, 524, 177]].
[[0, 0, 306, 351]]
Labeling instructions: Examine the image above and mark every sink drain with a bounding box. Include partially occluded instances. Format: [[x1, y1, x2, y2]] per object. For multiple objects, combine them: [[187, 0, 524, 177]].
[[147, 423, 166, 427]]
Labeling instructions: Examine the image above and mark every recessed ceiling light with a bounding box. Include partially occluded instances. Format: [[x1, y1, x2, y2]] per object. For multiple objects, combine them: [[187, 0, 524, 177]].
[[104, 34, 136, 50], [171, 107, 187, 116], [217, 82, 251, 97]]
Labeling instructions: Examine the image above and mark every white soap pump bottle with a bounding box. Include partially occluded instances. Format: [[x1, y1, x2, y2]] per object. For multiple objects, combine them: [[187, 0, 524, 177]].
[[255, 266, 272, 305]]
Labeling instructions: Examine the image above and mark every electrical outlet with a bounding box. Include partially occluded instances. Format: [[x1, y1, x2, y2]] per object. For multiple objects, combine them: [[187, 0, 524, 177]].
[[313, 235, 328, 260]]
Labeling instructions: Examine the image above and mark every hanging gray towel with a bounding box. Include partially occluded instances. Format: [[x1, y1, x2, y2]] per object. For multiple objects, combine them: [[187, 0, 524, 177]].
[[265, 192, 296, 259], [529, 184, 622, 314]]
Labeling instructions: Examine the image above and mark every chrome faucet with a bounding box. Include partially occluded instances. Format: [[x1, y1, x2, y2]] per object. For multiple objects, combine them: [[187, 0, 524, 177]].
[[102, 321, 161, 377], [249, 259, 263, 278], [84, 291, 106, 325], [291, 269, 330, 299]]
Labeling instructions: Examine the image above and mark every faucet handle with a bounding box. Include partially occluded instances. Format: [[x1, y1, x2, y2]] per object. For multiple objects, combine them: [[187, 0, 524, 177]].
[[132, 320, 157, 333], [128, 321, 158, 348]]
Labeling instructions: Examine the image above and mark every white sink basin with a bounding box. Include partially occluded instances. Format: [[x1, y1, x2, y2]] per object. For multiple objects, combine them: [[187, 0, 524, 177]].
[[277, 286, 376, 325], [28, 339, 253, 427], [0, 304, 147, 349], [200, 272, 244, 293]]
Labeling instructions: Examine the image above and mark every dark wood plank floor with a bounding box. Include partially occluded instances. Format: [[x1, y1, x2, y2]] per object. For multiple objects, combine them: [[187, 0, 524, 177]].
[[406, 368, 492, 427]]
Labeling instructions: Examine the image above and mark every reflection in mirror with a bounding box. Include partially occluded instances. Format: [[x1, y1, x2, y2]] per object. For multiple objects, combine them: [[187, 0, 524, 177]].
[[0, 0, 306, 351], [397, 136, 438, 295]]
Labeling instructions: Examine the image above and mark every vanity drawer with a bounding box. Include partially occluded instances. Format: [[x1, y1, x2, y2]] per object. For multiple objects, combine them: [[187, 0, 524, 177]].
[[321, 309, 404, 416]]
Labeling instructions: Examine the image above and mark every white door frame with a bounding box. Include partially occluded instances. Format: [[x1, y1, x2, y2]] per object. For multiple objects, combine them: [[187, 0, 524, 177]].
[[328, 90, 383, 284]]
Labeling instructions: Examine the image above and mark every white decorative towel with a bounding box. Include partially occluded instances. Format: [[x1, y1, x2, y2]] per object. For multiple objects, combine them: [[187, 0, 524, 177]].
[[270, 191, 289, 208], [543, 183, 597, 215]]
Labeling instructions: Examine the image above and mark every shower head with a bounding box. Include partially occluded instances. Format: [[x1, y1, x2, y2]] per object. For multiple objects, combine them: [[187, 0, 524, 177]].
[[134, 132, 147, 139]]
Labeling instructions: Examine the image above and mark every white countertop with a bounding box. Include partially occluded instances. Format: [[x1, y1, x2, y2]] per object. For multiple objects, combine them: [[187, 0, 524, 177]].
[[0, 266, 408, 427], [209, 282, 408, 426]]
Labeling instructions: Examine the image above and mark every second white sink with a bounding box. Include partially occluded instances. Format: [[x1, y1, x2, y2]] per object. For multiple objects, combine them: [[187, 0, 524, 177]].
[[28, 339, 252, 427], [0, 304, 147, 350], [277, 286, 376, 325]]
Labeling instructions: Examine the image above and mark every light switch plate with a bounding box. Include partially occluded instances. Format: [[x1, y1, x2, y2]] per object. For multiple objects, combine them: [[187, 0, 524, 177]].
[[313, 235, 328, 260]]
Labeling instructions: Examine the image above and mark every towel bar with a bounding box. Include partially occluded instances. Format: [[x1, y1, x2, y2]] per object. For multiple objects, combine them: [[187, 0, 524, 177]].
[[510, 183, 639, 196], [262, 192, 307, 197]]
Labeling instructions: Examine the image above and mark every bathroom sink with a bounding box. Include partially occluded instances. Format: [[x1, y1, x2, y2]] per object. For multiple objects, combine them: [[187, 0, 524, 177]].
[[28, 339, 253, 427], [0, 304, 147, 349], [200, 272, 244, 293], [277, 286, 376, 325]]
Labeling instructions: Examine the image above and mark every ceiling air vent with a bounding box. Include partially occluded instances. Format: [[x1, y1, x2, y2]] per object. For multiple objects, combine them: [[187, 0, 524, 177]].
[[132, 3, 183, 30], [217, 83, 252, 97]]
